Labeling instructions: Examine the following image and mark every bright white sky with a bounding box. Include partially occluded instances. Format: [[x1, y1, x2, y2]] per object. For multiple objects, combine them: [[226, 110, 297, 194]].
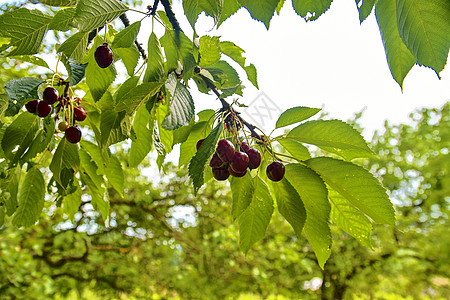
[[149, 0, 450, 139]]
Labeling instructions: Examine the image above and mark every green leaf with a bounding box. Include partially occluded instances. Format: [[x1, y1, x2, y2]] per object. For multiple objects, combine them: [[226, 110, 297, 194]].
[[49, 7, 76, 31], [183, 0, 223, 29], [239, 176, 274, 254], [9, 55, 50, 69], [272, 178, 307, 236], [115, 82, 163, 115], [220, 41, 258, 88], [356, 0, 375, 23], [199, 35, 221, 66], [205, 60, 241, 90], [276, 106, 321, 128], [100, 110, 129, 148], [1, 113, 40, 164], [12, 167, 45, 227], [115, 45, 140, 76], [49, 137, 80, 188], [329, 189, 373, 249], [0, 8, 52, 56], [105, 154, 124, 197], [375, 0, 415, 88], [287, 120, 374, 158], [4, 77, 45, 116], [143, 32, 165, 83], [155, 103, 173, 152], [63, 184, 82, 220], [62, 59, 88, 86], [20, 117, 55, 162], [113, 76, 139, 103], [179, 121, 211, 166], [396, 0, 450, 75], [0, 165, 21, 216], [112, 21, 140, 48], [231, 172, 254, 220], [57, 31, 90, 62], [80, 140, 107, 171], [278, 138, 311, 161], [73, 0, 128, 32], [160, 29, 197, 81], [285, 163, 331, 268], [79, 148, 109, 219], [217, 0, 242, 27], [240, 0, 280, 29], [129, 106, 153, 167], [189, 123, 223, 194], [0, 95, 8, 117], [38, 0, 78, 6], [162, 76, 195, 130], [292, 0, 333, 21], [276, 0, 286, 14], [305, 157, 395, 224]]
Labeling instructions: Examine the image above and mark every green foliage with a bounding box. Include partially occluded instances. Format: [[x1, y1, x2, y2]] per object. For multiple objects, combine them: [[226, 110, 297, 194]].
[[0, 0, 446, 272]]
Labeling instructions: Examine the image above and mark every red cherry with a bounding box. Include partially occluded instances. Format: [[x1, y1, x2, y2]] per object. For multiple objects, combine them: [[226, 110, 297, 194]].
[[37, 101, 52, 117], [240, 142, 250, 153], [228, 165, 247, 177], [196, 138, 205, 151], [216, 139, 235, 163], [25, 100, 39, 113], [42, 87, 58, 104], [209, 153, 223, 168], [212, 164, 230, 181], [247, 148, 262, 170], [74, 106, 87, 121], [94, 43, 114, 68], [266, 161, 285, 182], [230, 151, 249, 173], [65, 126, 82, 143]]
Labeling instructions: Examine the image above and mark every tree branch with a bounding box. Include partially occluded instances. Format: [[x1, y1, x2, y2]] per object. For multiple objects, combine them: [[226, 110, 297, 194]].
[[160, 0, 183, 32]]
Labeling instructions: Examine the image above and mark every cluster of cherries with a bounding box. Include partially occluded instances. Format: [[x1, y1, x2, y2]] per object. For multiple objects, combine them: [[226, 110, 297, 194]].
[[197, 139, 285, 182], [25, 86, 87, 144]]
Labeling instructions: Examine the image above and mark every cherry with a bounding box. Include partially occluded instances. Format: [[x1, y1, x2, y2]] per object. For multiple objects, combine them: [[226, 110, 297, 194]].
[[37, 101, 52, 117], [212, 164, 230, 181], [196, 138, 205, 151], [230, 151, 249, 173], [65, 126, 82, 143], [228, 165, 247, 178], [95, 43, 114, 68], [216, 139, 235, 163], [58, 121, 70, 131], [209, 153, 223, 168], [266, 161, 285, 182], [247, 148, 262, 170], [42, 87, 58, 104], [74, 106, 87, 121], [240, 142, 250, 153], [25, 100, 38, 113]]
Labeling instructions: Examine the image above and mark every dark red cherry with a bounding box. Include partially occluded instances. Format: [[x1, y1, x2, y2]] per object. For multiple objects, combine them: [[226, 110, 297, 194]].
[[94, 43, 114, 68], [209, 153, 223, 168], [25, 100, 39, 113], [212, 164, 230, 181], [266, 161, 285, 182], [74, 106, 87, 121], [196, 138, 205, 151], [240, 142, 250, 153], [247, 148, 262, 170], [230, 151, 249, 173], [228, 165, 247, 178], [37, 101, 52, 117], [65, 126, 82, 143], [43, 87, 58, 104], [216, 139, 235, 163]]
